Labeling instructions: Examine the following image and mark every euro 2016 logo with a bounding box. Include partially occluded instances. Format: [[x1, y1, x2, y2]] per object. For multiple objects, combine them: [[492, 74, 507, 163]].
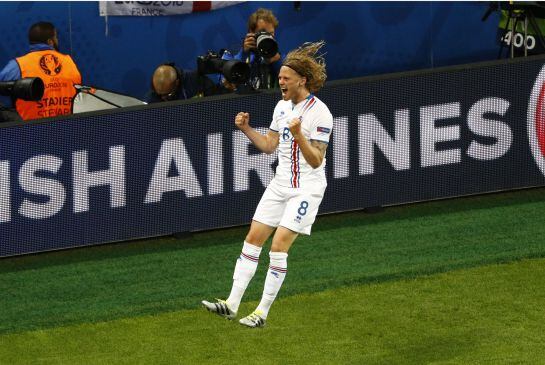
[[39, 54, 62, 76], [528, 66, 545, 176]]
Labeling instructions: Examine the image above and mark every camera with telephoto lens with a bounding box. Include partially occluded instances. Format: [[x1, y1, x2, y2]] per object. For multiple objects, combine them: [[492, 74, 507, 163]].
[[0, 77, 44, 101], [197, 51, 250, 85], [254, 30, 278, 58]]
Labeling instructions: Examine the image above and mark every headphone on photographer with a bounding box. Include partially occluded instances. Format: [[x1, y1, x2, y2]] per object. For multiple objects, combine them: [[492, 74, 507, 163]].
[[162, 62, 183, 82], [151, 62, 186, 100]]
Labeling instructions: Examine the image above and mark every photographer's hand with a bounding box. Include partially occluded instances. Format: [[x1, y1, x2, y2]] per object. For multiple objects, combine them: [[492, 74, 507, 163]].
[[243, 33, 256, 53], [222, 78, 237, 91], [265, 52, 281, 64]]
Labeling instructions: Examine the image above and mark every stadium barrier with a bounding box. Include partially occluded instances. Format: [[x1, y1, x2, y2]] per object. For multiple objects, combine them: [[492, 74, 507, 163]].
[[2, 55, 545, 257]]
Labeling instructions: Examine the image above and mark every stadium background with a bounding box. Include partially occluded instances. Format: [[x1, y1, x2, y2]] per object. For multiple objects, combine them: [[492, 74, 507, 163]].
[[2, 2, 545, 364], [2, 55, 545, 256], [0, 1, 500, 100]]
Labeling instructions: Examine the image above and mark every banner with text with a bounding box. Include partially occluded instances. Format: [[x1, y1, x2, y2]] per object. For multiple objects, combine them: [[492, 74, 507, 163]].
[[2, 56, 545, 256], [99, 1, 243, 16]]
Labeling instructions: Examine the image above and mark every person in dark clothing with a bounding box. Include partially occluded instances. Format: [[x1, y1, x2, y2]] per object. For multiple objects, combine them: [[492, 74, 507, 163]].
[[0, 102, 23, 123], [145, 64, 219, 103], [221, 8, 282, 92]]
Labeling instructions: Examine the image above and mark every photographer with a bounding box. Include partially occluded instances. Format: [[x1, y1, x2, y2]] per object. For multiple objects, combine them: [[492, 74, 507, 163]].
[[0, 102, 22, 123], [222, 8, 282, 91], [145, 63, 222, 103]]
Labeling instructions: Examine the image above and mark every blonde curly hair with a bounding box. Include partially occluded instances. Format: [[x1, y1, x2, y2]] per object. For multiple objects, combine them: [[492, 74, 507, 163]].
[[282, 41, 327, 93]]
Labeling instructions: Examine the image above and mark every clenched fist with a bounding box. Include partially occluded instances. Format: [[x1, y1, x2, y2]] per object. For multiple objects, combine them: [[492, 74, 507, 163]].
[[288, 117, 302, 139], [235, 112, 250, 130]]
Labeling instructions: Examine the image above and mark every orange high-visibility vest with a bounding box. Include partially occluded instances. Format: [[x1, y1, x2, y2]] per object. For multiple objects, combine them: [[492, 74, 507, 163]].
[[15, 50, 81, 121]]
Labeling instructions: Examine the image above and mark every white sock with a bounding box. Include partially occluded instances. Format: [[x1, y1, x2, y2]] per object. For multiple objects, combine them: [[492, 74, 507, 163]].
[[256, 251, 288, 318], [226, 241, 262, 312]]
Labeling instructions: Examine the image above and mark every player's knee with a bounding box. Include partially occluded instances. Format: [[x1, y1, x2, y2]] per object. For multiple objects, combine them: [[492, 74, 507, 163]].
[[245, 230, 269, 246], [245, 232, 265, 246], [270, 241, 290, 253], [245, 220, 275, 245], [271, 230, 297, 252]]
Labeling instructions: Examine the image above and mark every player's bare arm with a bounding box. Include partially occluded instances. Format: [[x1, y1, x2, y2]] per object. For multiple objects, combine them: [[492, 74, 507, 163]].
[[288, 117, 327, 168], [235, 112, 279, 154], [311, 139, 328, 157]]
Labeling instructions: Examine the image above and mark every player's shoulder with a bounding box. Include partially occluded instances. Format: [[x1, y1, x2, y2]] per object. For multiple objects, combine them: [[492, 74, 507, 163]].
[[308, 95, 332, 118], [310, 95, 330, 109], [273, 99, 291, 117], [275, 99, 291, 109]]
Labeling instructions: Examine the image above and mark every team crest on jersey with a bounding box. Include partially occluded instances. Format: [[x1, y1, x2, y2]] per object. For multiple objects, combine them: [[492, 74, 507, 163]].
[[39, 54, 62, 76]]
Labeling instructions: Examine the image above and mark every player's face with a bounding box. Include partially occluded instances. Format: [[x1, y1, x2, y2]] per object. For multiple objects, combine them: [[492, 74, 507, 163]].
[[278, 66, 306, 103]]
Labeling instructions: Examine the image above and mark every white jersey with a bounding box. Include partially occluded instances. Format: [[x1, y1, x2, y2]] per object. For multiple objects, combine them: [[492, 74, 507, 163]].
[[269, 94, 333, 188]]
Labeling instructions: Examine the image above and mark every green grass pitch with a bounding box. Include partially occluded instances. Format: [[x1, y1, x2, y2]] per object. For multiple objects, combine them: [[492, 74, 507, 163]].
[[1, 187, 545, 364]]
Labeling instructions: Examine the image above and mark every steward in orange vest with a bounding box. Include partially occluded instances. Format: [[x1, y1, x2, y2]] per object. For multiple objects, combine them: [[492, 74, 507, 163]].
[[2, 22, 82, 121], [16, 50, 81, 120]]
